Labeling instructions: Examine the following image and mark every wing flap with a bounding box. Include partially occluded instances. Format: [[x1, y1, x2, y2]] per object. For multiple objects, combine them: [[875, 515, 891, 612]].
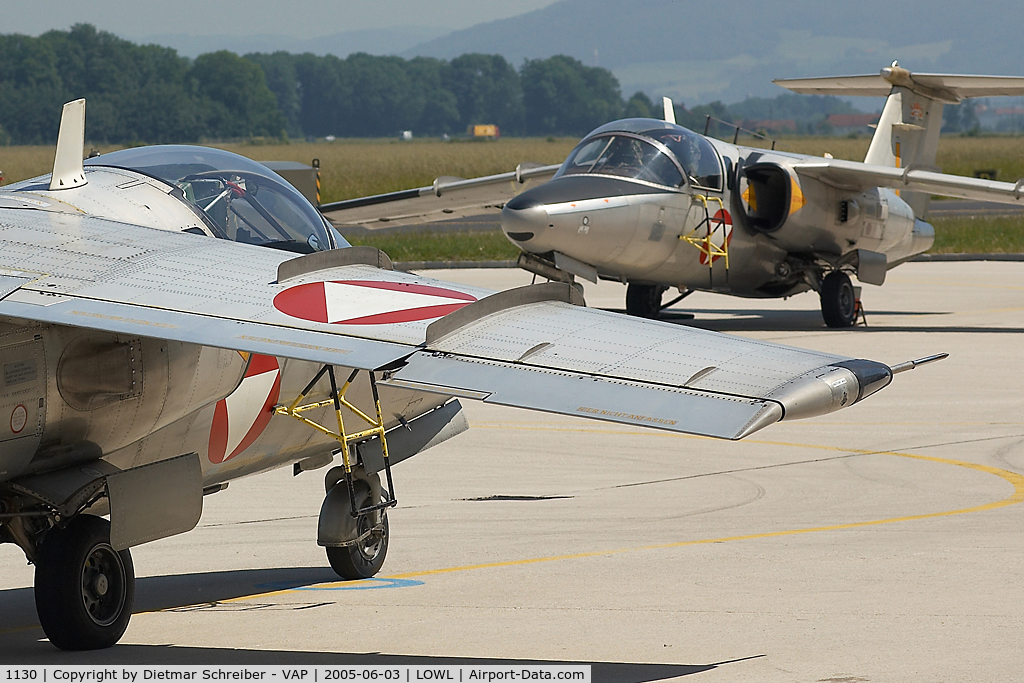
[[0, 273, 32, 300], [383, 351, 783, 440], [423, 295, 846, 399]]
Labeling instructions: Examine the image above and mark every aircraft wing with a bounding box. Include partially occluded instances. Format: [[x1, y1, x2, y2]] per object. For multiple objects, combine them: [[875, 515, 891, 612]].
[[0, 207, 905, 441], [319, 163, 560, 230], [792, 157, 1024, 206]]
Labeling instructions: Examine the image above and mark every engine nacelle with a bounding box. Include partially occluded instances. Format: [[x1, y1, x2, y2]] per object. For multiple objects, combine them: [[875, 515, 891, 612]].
[[736, 160, 932, 265], [0, 321, 248, 479]]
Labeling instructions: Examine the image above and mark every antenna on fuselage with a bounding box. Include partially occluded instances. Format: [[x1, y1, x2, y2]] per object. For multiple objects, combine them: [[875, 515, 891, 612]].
[[50, 99, 87, 191], [662, 96, 676, 124]]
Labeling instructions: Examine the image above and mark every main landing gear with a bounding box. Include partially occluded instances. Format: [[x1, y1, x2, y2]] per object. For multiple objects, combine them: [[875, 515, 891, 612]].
[[820, 270, 859, 328], [34, 515, 135, 650]]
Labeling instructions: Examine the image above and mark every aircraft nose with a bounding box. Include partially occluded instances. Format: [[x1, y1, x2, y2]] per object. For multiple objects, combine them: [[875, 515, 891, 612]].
[[501, 193, 549, 244]]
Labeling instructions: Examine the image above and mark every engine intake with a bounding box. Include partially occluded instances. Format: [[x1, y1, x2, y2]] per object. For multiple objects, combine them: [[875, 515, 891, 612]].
[[737, 162, 797, 233]]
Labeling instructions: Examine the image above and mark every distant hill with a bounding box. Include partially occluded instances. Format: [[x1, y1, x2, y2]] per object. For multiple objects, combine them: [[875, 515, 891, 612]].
[[403, 0, 1024, 106], [141, 26, 447, 59]]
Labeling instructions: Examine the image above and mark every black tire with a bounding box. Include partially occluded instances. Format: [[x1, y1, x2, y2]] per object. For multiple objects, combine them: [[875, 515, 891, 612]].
[[34, 515, 135, 650], [820, 270, 857, 328], [326, 482, 389, 580], [625, 283, 666, 319]]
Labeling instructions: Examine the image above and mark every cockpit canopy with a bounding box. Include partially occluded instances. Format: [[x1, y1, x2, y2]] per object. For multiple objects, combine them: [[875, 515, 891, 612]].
[[86, 146, 338, 251], [555, 119, 723, 191]]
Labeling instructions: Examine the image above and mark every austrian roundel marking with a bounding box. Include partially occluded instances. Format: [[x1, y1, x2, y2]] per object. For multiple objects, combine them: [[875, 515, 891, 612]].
[[273, 280, 477, 326], [208, 354, 281, 464], [699, 209, 733, 266]]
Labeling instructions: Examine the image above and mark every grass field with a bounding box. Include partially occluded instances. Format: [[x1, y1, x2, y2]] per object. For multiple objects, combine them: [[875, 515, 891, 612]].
[[3, 135, 1022, 258], [344, 217, 1024, 263], [345, 228, 520, 262], [0, 138, 579, 204]]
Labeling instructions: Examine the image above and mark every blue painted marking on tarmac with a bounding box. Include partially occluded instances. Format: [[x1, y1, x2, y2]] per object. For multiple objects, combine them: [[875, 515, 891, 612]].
[[255, 577, 424, 591], [295, 577, 424, 591]]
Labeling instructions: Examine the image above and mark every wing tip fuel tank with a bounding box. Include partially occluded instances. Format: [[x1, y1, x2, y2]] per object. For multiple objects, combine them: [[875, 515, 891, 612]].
[[767, 359, 894, 423]]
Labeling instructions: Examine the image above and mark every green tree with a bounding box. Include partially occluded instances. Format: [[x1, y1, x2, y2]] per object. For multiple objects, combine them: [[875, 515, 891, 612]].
[[293, 53, 351, 138], [404, 57, 459, 135], [340, 53, 415, 136], [188, 51, 285, 139], [0, 33, 64, 143], [624, 91, 654, 119], [520, 55, 623, 136], [246, 52, 303, 137], [445, 53, 524, 134]]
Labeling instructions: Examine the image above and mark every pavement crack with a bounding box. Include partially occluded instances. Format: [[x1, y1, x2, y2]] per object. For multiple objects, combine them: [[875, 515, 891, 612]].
[[201, 514, 318, 528]]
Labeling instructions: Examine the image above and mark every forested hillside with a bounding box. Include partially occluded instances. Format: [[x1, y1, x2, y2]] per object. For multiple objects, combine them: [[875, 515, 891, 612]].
[[0, 24, 857, 144]]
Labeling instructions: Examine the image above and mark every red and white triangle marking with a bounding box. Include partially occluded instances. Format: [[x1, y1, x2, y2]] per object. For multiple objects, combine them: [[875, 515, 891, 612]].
[[273, 280, 476, 325], [208, 354, 281, 464]]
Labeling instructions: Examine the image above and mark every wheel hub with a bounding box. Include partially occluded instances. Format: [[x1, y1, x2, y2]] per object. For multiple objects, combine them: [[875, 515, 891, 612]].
[[80, 544, 125, 627], [355, 515, 384, 561]]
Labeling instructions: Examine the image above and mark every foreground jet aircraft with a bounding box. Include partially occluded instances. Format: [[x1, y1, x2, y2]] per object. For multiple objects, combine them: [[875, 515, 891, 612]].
[[0, 100, 940, 651], [322, 65, 1024, 326]]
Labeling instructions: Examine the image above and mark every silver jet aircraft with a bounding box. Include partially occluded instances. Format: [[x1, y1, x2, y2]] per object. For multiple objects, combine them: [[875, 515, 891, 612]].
[[0, 100, 941, 650], [321, 65, 1024, 326]]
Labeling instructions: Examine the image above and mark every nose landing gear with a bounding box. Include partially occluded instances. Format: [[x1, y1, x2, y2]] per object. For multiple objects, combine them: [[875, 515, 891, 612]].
[[323, 477, 389, 580], [625, 283, 667, 318]]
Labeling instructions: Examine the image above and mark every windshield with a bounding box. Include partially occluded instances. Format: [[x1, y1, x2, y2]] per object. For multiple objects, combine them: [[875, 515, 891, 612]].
[[568, 119, 723, 191], [86, 145, 337, 251], [556, 134, 683, 188]]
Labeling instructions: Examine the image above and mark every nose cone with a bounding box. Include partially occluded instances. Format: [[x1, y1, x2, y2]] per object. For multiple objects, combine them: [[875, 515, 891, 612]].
[[501, 192, 548, 245]]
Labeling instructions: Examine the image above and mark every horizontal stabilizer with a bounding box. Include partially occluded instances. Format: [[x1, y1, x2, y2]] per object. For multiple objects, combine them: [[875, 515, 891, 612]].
[[775, 66, 1024, 103]]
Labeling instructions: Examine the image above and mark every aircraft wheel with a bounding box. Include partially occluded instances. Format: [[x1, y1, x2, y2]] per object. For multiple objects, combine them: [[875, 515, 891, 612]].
[[34, 515, 135, 651], [326, 482, 389, 580], [820, 271, 857, 328], [625, 283, 666, 318]]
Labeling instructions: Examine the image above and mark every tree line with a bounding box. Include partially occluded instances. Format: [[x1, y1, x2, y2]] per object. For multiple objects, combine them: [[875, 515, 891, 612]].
[[0, 24, 858, 145]]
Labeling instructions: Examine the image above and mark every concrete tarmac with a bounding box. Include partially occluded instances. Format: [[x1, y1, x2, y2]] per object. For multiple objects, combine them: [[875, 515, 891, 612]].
[[2, 262, 1024, 682]]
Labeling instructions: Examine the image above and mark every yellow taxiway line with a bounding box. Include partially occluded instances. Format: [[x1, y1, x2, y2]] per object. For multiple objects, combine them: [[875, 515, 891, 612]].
[[4, 432, 1021, 631], [216, 439, 1024, 603]]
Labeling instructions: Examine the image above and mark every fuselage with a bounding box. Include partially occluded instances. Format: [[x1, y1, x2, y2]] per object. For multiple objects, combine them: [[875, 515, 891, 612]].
[[0, 147, 451, 486], [501, 118, 934, 298]]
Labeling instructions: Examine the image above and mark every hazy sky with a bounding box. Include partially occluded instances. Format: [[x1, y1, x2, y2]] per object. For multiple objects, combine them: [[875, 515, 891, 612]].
[[1, 0, 560, 38]]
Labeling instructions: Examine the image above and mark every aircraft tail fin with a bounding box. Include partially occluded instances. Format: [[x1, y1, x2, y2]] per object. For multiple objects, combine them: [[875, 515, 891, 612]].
[[775, 65, 1024, 217], [662, 96, 676, 124], [50, 99, 87, 191]]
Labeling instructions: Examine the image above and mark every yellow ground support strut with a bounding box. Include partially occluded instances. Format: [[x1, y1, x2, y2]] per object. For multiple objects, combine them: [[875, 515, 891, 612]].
[[274, 365, 396, 518], [680, 194, 730, 274]]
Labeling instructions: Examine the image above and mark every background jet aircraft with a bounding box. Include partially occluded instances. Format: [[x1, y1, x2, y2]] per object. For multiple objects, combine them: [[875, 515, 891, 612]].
[[321, 65, 1024, 326], [0, 100, 940, 651]]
